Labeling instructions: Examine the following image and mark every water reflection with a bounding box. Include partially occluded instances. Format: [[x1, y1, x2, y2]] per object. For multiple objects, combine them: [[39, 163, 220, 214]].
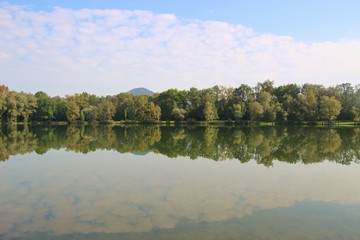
[[1, 125, 360, 239], [0, 125, 360, 165]]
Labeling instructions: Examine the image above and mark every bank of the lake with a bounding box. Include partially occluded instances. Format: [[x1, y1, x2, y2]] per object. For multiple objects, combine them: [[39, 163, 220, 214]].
[[5, 119, 359, 127]]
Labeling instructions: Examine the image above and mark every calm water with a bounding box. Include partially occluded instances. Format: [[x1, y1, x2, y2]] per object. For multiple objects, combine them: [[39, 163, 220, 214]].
[[0, 125, 360, 239]]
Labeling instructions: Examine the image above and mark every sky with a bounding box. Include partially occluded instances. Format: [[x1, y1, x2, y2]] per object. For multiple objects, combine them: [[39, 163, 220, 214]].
[[1, 0, 360, 96]]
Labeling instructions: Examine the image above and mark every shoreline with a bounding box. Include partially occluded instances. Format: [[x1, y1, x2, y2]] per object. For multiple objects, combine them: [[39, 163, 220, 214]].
[[2, 120, 359, 127]]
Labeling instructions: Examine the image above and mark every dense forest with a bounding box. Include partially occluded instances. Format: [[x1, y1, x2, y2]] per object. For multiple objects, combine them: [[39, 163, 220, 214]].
[[0, 81, 359, 124], [1, 125, 359, 166]]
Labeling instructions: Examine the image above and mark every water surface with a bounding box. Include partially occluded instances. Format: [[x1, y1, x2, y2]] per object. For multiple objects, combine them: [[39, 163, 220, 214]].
[[0, 125, 360, 239]]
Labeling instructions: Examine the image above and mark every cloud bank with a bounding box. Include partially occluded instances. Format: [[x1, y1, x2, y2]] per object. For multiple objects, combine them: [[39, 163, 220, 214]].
[[0, 2, 359, 95]]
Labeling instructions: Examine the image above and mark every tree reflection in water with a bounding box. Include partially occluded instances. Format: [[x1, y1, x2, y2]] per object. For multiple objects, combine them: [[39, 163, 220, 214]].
[[0, 124, 359, 166]]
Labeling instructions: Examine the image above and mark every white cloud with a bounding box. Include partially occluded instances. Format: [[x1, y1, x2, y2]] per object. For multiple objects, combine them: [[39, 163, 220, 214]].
[[0, 2, 359, 96]]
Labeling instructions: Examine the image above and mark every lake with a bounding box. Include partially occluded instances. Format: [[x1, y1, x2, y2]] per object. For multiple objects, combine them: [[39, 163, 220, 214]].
[[1, 125, 360, 239]]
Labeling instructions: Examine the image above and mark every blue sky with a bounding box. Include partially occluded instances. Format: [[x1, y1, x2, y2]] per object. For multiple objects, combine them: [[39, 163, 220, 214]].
[[1, 1, 360, 95], [7, 0, 360, 41]]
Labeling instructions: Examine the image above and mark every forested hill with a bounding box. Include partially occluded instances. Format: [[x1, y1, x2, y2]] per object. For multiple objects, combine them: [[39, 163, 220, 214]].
[[0, 81, 359, 124], [127, 88, 154, 96]]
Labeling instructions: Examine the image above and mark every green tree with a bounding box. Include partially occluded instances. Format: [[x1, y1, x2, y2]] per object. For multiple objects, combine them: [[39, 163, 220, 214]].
[[256, 91, 279, 122], [302, 84, 326, 122], [77, 93, 91, 122], [203, 92, 218, 121], [186, 88, 202, 120], [114, 93, 136, 120], [319, 96, 342, 123], [284, 94, 306, 123], [233, 102, 246, 120], [134, 95, 150, 121], [83, 106, 98, 123], [97, 99, 115, 122], [154, 89, 187, 120], [274, 84, 300, 104], [6, 91, 21, 124], [121, 98, 136, 120], [172, 107, 187, 121], [136, 101, 161, 121], [33, 91, 55, 121], [263, 103, 279, 122], [305, 88, 318, 122], [336, 83, 355, 120], [21, 92, 37, 123], [257, 91, 271, 106], [249, 101, 264, 121], [232, 84, 254, 120], [53, 97, 67, 121], [233, 84, 255, 103], [212, 85, 234, 120], [255, 80, 275, 95], [351, 90, 360, 122], [65, 96, 80, 122], [0, 85, 10, 122], [5, 92, 36, 124], [148, 102, 161, 121]]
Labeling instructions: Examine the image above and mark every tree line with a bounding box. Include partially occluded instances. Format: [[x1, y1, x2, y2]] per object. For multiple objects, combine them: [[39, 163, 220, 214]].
[[1, 125, 359, 166], [1, 81, 360, 124]]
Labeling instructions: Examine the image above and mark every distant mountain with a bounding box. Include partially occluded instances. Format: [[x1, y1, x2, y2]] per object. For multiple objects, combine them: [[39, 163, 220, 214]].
[[132, 151, 151, 156], [127, 88, 154, 96]]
